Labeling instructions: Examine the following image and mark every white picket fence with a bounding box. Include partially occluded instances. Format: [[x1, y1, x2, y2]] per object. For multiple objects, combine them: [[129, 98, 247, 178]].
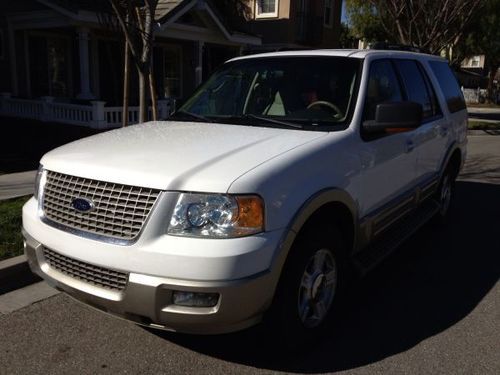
[[0, 93, 173, 129]]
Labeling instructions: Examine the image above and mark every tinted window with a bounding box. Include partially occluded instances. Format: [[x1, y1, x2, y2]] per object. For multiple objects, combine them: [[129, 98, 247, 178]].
[[363, 60, 403, 121], [179, 57, 361, 130], [429, 61, 466, 113], [420, 65, 442, 118], [394, 60, 434, 118]]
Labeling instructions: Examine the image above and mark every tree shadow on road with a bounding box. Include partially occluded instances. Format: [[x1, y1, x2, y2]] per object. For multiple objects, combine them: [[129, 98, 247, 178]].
[[149, 181, 500, 373]]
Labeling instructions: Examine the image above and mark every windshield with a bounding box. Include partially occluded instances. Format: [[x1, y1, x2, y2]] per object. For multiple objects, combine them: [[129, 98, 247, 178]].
[[175, 56, 361, 131]]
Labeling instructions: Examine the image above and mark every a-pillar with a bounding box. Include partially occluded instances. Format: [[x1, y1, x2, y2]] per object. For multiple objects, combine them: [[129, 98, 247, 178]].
[[77, 27, 95, 100]]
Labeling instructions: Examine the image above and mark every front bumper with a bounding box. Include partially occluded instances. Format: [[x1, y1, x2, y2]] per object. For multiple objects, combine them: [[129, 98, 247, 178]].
[[23, 229, 277, 334]]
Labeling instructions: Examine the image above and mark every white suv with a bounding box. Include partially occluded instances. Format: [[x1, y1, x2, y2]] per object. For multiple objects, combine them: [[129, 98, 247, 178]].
[[23, 49, 467, 344]]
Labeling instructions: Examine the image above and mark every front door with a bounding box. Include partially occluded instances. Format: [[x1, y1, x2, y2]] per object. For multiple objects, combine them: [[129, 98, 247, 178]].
[[358, 59, 419, 230]]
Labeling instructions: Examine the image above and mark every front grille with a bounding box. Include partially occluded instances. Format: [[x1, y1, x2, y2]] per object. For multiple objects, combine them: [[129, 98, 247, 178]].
[[43, 247, 128, 291], [42, 171, 161, 241]]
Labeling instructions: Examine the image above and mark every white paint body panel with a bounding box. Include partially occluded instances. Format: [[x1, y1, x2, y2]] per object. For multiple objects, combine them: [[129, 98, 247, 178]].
[[40, 121, 327, 193], [24, 49, 467, 285]]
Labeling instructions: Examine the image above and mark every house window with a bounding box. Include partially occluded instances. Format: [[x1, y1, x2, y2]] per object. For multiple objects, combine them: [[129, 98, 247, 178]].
[[324, 0, 333, 27], [255, 0, 279, 18], [470, 56, 481, 67], [28, 34, 71, 98], [163, 46, 182, 98]]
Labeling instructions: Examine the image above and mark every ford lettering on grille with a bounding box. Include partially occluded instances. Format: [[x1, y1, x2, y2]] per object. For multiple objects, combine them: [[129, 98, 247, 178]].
[[71, 197, 94, 212]]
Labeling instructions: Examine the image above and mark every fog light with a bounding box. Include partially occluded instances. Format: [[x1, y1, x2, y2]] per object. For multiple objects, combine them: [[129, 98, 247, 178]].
[[172, 291, 219, 307]]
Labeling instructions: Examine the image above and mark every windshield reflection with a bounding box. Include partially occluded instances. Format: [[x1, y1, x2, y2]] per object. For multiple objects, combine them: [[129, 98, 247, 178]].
[[174, 56, 361, 130]]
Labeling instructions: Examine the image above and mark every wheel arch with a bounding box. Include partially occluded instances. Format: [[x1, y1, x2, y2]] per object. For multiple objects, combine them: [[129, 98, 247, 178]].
[[271, 188, 359, 279], [440, 143, 463, 180]]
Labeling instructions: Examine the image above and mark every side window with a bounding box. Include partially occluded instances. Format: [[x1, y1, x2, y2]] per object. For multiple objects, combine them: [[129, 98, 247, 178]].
[[429, 61, 466, 113], [363, 60, 403, 121], [419, 64, 442, 118], [394, 59, 437, 119]]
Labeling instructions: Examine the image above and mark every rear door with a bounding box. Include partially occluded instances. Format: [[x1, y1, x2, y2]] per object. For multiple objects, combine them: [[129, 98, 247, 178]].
[[392, 59, 448, 195]]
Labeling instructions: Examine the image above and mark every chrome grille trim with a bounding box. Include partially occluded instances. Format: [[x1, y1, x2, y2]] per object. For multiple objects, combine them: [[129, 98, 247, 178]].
[[43, 247, 128, 291], [41, 171, 161, 243]]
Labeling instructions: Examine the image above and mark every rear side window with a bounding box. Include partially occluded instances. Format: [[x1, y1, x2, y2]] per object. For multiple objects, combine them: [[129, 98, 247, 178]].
[[429, 61, 466, 113], [394, 59, 440, 119]]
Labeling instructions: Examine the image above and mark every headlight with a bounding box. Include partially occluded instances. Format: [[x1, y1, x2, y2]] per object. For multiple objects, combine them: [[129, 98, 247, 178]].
[[168, 193, 264, 238], [34, 165, 45, 200]]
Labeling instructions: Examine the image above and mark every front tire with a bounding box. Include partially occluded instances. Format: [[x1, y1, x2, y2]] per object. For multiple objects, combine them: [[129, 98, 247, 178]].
[[265, 228, 347, 350]]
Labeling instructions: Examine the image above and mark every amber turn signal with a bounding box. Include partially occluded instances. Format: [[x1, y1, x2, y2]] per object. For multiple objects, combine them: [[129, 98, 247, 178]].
[[235, 195, 264, 230]]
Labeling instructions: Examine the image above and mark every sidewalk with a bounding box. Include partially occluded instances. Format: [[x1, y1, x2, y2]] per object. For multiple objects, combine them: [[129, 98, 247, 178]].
[[0, 170, 36, 201]]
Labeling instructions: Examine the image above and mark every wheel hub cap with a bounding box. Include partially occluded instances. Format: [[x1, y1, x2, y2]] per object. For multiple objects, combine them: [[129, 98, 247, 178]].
[[440, 175, 451, 215], [311, 274, 325, 300], [297, 249, 337, 328]]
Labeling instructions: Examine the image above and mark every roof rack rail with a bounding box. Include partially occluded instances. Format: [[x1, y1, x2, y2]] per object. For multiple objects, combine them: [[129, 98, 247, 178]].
[[369, 42, 430, 54]]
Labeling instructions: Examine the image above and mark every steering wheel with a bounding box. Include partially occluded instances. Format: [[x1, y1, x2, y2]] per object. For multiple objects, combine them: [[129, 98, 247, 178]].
[[307, 101, 343, 118]]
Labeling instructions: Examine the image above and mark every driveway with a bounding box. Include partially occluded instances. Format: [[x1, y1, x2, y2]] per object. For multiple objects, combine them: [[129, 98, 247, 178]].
[[0, 135, 499, 374]]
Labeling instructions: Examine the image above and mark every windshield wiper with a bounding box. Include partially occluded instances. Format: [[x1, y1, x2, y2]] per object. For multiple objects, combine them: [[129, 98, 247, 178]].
[[172, 110, 213, 123], [242, 114, 304, 129]]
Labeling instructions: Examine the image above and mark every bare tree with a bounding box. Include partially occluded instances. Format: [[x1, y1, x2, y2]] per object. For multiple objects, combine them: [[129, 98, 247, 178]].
[[109, 0, 159, 124], [362, 0, 483, 54]]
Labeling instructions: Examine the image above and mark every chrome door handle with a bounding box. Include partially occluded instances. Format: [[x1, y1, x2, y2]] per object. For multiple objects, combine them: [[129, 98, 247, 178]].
[[406, 139, 415, 153]]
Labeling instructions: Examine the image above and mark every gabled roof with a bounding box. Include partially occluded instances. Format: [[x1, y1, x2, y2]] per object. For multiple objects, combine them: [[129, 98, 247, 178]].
[[37, 0, 111, 14], [33, 0, 260, 45], [155, 0, 184, 21]]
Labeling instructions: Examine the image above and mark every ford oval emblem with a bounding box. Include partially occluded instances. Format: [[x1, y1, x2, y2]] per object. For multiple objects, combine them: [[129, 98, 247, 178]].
[[71, 197, 95, 212]]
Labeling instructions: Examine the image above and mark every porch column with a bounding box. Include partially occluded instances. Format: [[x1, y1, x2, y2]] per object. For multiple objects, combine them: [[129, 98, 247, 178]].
[[77, 27, 95, 100], [195, 41, 204, 86]]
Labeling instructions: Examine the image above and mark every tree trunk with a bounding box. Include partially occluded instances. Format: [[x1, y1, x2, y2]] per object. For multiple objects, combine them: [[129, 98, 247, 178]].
[[149, 70, 158, 121], [487, 66, 498, 103], [138, 69, 148, 123]]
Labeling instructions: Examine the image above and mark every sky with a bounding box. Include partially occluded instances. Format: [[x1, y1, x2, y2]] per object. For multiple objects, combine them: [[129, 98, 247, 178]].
[[341, 1, 348, 23]]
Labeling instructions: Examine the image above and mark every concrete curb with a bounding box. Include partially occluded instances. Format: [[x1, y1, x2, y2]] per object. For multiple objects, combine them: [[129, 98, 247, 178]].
[[0, 170, 36, 201], [467, 129, 500, 136], [0, 255, 40, 295]]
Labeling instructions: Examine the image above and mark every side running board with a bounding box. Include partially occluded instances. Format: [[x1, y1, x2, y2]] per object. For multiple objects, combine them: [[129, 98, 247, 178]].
[[353, 200, 440, 274]]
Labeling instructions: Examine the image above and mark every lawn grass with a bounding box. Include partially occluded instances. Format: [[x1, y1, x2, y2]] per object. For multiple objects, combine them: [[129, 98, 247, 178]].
[[468, 120, 500, 130], [467, 103, 500, 109], [0, 196, 31, 261]]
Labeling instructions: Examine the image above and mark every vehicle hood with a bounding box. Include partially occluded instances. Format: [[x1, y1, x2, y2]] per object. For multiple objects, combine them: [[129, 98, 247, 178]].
[[41, 121, 327, 192]]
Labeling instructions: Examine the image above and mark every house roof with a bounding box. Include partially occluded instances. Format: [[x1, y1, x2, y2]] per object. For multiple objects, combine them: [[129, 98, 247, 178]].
[[37, 0, 111, 14], [155, 0, 185, 21], [35, 0, 260, 44], [38, 0, 180, 19]]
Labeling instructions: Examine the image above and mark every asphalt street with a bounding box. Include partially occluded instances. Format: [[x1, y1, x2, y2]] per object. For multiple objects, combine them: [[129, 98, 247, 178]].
[[0, 135, 499, 374]]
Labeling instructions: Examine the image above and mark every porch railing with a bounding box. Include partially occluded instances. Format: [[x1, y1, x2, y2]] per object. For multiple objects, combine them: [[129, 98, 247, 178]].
[[0, 93, 174, 129]]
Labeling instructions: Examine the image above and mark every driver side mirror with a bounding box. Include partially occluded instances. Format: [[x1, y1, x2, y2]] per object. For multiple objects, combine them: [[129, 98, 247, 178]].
[[363, 101, 423, 134]]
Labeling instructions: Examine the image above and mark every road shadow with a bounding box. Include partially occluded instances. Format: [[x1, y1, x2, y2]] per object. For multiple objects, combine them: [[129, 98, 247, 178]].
[[147, 181, 500, 373]]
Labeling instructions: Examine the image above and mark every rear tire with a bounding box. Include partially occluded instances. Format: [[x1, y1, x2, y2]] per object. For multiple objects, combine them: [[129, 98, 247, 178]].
[[265, 227, 348, 351], [432, 166, 455, 225]]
